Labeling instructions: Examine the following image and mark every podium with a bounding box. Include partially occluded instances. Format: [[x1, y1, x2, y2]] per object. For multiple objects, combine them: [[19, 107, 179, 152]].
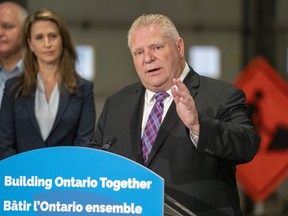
[[0, 147, 164, 215], [0, 147, 196, 215]]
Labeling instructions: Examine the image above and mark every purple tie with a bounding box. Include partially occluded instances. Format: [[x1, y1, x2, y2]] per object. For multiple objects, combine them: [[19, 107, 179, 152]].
[[141, 91, 169, 164]]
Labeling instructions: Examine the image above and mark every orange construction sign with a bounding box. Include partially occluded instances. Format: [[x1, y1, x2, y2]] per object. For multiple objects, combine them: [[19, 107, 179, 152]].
[[234, 56, 288, 202]]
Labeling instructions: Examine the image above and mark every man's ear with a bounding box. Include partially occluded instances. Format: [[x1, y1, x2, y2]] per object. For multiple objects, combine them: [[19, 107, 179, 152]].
[[176, 38, 185, 58]]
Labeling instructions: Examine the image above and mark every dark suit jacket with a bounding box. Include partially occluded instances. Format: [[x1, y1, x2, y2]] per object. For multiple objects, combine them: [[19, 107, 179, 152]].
[[91, 68, 260, 216], [0, 77, 96, 160]]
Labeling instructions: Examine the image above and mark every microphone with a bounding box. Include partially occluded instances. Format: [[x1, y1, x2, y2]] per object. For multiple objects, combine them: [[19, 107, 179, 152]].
[[84, 137, 102, 149], [100, 136, 117, 151]]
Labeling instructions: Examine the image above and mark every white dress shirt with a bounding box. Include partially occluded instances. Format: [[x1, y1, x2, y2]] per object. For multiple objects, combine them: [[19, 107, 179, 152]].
[[35, 74, 60, 141]]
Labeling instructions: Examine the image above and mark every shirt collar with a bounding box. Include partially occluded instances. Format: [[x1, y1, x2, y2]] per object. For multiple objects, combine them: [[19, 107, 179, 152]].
[[0, 59, 23, 78], [180, 62, 190, 82]]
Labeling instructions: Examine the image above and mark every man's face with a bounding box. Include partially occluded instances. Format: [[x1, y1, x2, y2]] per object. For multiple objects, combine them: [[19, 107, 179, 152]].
[[129, 24, 185, 92], [0, 5, 22, 58]]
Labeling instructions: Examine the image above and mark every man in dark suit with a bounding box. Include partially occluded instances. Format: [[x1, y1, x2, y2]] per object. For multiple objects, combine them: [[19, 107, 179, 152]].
[[90, 14, 260, 216]]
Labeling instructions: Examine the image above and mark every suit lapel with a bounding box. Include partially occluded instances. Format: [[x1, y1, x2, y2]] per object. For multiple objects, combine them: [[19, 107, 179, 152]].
[[129, 84, 145, 163], [26, 91, 70, 141], [146, 68, 200, 166], [184, 67, 200, 98], [146, 101, 178, 165], [26, 95, 42, 137], [49, 93, 70, 135]]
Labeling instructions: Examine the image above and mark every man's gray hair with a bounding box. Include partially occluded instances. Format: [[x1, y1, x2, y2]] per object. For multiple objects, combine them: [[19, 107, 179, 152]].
[[127, 14, 180, 48]]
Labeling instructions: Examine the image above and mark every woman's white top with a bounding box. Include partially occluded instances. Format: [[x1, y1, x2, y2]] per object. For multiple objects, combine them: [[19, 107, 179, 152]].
[[35, 74, 60, 141]]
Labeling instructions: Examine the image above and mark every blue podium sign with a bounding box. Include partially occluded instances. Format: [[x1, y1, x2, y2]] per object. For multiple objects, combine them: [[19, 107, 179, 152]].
[[0, 147, 164, 215]]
